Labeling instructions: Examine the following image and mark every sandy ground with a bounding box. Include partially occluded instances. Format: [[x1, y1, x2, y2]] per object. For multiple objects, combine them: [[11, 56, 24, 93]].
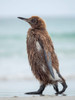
[[0, 79, 75, 97], [0, 96, 75, 100], [0, 78, 75, 99], [0, 80, 75, 100]]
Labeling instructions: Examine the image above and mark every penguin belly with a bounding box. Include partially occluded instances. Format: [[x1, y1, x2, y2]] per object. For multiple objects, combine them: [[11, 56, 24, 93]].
[[27, 41, 54, 85]]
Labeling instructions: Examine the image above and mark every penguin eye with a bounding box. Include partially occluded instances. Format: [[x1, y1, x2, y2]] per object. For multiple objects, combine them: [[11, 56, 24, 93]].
[[31, 19, 37, 24]]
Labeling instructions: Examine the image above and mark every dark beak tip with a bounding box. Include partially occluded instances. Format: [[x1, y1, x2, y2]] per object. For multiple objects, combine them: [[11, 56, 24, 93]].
[[17, 17, 20, 19], [17, 17, 23, 19], [17, 17, 28, 22]]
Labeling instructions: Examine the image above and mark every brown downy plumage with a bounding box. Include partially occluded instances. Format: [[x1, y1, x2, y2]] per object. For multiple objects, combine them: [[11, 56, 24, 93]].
[[18, 16, 67, 95]]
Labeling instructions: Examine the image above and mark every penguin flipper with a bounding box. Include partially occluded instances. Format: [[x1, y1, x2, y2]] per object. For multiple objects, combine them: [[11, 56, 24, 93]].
[[38, 40, 55, 79], [43, 50, 55, 79]]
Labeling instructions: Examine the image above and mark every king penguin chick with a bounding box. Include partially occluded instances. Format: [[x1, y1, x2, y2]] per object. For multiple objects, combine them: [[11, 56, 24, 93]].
[[18, 16, 67, 95]]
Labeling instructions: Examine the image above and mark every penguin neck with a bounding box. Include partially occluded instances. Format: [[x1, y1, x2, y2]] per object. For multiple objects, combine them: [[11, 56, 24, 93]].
[[28, 27, 48, 37], [31, 27, 46, 31]]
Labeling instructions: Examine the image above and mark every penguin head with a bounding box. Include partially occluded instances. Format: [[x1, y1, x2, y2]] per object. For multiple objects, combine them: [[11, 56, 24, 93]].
[[18, 16, 46, 29]]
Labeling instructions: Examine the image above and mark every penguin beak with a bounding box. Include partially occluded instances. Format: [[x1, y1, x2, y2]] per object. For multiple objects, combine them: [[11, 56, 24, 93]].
[[17, 17, 28, 22]]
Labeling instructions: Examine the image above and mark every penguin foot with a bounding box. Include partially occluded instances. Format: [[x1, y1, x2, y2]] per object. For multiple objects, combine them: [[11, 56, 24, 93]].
[[25, 84, 45, 95], [56, 82, 67, 94], [53, 83, 59, 94], [25, 91, 42, 95], [55, 72, 68, 94]]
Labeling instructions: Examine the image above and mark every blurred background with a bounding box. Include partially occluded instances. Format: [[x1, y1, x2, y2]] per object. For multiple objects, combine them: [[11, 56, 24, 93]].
[[0, 0, 75, 96]]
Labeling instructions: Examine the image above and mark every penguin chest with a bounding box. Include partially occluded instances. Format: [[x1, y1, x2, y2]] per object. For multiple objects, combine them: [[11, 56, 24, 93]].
[[27, 36, 46, 69], [27, 35, 42, 58], [27, 39, 43, 65]]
